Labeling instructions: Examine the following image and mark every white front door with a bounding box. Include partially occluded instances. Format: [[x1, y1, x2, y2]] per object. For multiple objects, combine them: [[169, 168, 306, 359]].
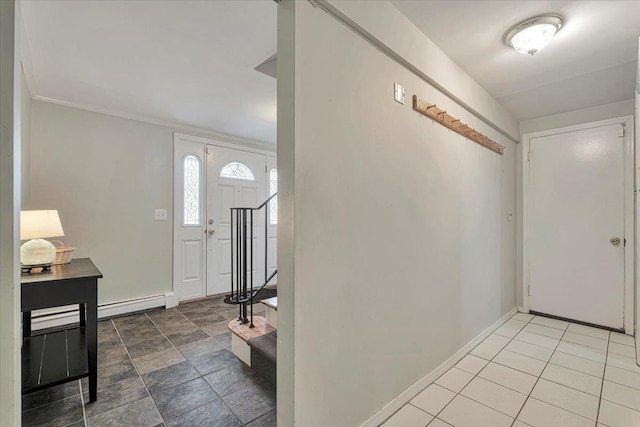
[[529, 124, 625, 329], [206, 145, 266, 296]]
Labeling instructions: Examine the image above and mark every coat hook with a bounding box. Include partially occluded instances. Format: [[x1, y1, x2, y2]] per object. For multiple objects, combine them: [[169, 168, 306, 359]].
[[437, 111, 447, 120], [425, 104, 436, 112]]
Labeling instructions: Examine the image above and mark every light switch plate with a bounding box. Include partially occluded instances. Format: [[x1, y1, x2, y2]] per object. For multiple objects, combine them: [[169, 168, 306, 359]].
[[394, 83, 405, 105], [155, 209, 168, 220]]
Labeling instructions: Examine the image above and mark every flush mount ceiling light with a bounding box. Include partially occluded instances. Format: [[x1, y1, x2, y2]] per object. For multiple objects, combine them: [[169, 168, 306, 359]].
[[505, 15, 563, 55]]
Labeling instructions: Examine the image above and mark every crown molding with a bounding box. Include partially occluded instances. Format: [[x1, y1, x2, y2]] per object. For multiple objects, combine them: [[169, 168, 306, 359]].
[[33, 95, 276, 152]]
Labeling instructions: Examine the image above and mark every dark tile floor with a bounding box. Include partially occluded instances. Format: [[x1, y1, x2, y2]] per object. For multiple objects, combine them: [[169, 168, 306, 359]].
[[22, 296, 276, 427]]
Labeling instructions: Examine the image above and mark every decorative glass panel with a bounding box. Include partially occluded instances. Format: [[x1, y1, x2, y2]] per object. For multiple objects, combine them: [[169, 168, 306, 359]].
[[270, 168, 278, 225], [220, 162, 255, 181], [184, 155, 200, 225]]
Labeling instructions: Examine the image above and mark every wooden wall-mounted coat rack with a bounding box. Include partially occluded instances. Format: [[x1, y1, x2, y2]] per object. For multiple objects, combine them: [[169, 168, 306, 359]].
[[412, 95, 505, 155]]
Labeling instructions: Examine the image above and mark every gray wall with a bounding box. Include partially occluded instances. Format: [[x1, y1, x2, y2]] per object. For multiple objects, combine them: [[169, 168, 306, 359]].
[[29, 101, 176, 304], [1, 0, 22, 423], [278, 2, 517, 425]]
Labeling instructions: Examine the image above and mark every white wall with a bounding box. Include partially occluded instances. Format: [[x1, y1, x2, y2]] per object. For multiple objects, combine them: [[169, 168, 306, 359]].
[[330, 0, 519, 143], [516, 99, 636, 308], [520, 99, 635, 135], [20, 67, 30, 206], [278, 2, 517, 425]]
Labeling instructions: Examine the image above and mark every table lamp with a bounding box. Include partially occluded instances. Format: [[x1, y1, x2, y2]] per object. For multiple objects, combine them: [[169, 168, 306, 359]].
[[20, 210, 65, 266]]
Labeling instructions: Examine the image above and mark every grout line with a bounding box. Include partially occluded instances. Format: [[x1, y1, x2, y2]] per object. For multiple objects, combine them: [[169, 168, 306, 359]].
[[78, 379, 88, 426], [508, 328, 610, 373], [107, 318, 156, 422], [145, 306, 273, 427], [144, 312, 195, 425], [424, 312, 537, 425], [143, 310, 239, 423], [603, 376, 640, 391], [508, 315, 569, 426], [596, 331, 611, 424], [113, 319, 142, 377], [390, 314, 635, 427], [550, 346, 606, 363], [600, 395, 640, 414]]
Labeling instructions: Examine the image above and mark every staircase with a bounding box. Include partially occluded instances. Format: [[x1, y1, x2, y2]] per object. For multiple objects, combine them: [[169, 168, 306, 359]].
[[223, 194, 278, 381]]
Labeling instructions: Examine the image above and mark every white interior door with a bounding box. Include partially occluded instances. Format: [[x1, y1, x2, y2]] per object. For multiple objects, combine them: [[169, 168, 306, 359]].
[[206, 145, 266, 296], [173, 139, 206, 301], [529, 124, 625, 329], [266, 156, 277, 284]]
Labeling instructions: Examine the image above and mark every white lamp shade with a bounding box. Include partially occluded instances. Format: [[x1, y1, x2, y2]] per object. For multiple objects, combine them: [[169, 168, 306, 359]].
[[20, 210, 65, 240]]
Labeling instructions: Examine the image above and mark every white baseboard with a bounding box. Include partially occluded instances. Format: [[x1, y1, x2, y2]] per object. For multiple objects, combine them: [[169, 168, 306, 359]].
[[360, 307, 519, 427], [31, 294, 169, 331]]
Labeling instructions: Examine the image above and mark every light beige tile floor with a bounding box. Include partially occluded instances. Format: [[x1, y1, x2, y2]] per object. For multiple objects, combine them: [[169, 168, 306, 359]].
[[381, 312, 640, 427]]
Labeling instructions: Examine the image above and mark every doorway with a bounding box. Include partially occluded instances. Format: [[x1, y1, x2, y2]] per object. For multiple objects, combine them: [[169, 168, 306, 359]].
[[173, 133, 277, 301], [522, 117, 634, 332]]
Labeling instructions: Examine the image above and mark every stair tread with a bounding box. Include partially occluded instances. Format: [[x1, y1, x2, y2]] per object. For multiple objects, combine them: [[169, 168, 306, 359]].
[[227, 316, 274, 342], [261, 297, 277, 310]]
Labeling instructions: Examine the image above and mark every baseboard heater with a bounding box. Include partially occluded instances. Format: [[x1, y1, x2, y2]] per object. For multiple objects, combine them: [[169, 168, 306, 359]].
[[30, 293, 169, 332]]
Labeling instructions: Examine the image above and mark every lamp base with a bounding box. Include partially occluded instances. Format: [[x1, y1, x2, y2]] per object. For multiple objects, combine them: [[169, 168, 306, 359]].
[[21, 263, 53, 274], [20, 238, 57, 265]]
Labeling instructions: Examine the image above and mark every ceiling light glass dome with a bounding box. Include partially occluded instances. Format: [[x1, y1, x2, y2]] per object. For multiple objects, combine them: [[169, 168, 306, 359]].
[[505, 15, 563, 56]]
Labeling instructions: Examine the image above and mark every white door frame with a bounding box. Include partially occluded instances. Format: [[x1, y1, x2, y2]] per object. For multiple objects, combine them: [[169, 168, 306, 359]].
[[521, 116, 635, 335], [173, 133, 275, 301]]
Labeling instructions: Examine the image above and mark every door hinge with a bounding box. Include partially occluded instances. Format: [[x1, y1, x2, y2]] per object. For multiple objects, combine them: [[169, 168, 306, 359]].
[[528, 284, 531, 296], [265, 165, 268, 173], [618, 125, 625, 138], [527, 151, 531, 162], [205, 146, 210, 155]]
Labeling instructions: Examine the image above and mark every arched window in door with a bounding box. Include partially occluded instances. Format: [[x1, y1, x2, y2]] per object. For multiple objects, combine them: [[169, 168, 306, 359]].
[[184, 155, 201, 225], [220, 162, 255, 180]]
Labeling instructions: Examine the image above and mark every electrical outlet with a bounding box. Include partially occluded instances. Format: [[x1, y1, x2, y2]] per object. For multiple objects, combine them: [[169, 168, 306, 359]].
[[154, 209, 168, 220], [394, 83, 405, 105]]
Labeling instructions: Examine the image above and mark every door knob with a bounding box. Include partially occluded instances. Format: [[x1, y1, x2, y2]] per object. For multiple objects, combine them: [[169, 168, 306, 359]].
[[207, 229, 215, 236], [610, 237, 621, 247]]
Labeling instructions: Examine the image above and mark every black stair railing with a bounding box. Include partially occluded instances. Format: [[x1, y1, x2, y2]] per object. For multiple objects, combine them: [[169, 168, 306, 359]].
[[224, 193, 277, 327]]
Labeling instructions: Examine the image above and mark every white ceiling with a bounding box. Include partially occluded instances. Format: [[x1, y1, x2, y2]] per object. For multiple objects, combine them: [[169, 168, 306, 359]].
[[20, 1, 639, 138], [20, 0, 277, 144], [391, 0, 640, 121]]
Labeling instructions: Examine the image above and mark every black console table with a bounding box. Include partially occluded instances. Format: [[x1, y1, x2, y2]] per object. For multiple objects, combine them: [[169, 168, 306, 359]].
[[21, 258, 103, 402]]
